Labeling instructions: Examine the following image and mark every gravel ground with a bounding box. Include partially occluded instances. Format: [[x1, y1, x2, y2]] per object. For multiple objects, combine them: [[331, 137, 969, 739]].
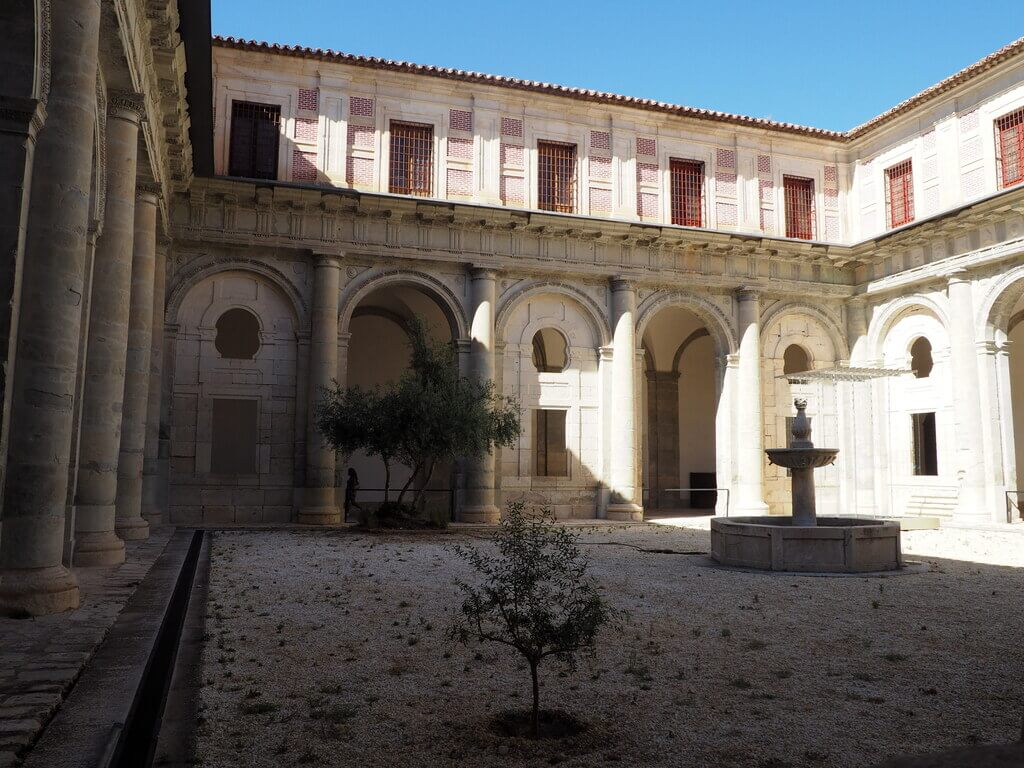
[[196, 522, 1024, 768]]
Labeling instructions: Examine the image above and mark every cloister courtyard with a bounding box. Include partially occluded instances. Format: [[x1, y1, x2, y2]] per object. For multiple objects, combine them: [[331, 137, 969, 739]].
[[189, 521, 1024, 768]]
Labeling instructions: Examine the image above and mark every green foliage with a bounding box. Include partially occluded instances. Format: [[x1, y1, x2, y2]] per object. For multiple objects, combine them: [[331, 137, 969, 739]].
[[451, 502, 620, 737], [315, 316, 521, 513]]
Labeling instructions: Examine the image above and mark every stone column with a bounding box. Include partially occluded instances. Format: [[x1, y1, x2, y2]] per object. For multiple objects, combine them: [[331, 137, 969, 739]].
[[735, 288, 768, 513], [847, 298, 876, 517], [0, 0, 105, 614], [646, 370, 680, 509], [114, 187, 159, 537], [298, 253, 341, 524], [72, 91, 146, 565], [947, 271, 989, 521], [607, 278, 643, 520], [0, 99, 45, 514], [141, 238, 169, 524], [460, 267, 500, 523]]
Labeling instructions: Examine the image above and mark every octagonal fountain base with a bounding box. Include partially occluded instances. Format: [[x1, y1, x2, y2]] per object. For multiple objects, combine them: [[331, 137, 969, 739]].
[[711, 516, 902, 573]]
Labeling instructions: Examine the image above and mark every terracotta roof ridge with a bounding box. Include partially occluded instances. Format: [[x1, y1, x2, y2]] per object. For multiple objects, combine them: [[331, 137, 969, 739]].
[[212, 34, 1024, 141]]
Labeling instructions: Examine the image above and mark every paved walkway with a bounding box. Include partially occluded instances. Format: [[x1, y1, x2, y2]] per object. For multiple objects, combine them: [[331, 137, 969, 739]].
[[0, 528, 173, 767]]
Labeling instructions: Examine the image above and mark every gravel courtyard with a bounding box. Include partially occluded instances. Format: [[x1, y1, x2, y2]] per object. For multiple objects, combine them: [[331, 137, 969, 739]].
[[196, 522, 1024, 768]]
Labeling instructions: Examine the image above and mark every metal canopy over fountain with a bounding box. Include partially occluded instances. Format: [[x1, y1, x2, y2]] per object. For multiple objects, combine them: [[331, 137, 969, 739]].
[[711, 399, 902, 573]]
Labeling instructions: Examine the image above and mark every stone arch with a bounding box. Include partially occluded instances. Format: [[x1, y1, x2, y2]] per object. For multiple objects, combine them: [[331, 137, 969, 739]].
[[635, 290, 736, 356], [979, 262, 1024, 342], [671, 328, 710, 372], [496, 280, 611, 348], [760, 302, 849, 362], [339, 268, 468, 340], [867, 294, 952, 362], [166, 256, 307, 331]]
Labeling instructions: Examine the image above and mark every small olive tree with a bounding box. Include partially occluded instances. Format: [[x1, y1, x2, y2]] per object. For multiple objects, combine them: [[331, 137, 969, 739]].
[[452, 503, 619, 737], [316, 317, 520, 517]]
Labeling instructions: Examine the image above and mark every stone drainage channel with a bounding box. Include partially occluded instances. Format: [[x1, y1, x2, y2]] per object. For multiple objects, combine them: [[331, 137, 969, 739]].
[[23, 529, 209, 768]]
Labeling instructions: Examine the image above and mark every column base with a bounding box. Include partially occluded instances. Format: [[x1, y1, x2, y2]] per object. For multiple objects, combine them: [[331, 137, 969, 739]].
[[142, 510, 162, 526], [74, 530, 126, 567], [459, 505, 501, 524], [0, 565, 80, 615], [606, 503, 644, 522], [115, 516, 150, 541], [298, 506, 341, 525]]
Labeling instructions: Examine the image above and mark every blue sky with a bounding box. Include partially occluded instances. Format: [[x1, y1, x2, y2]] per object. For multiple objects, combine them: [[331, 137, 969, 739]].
[[212, 1, 1023, 131]]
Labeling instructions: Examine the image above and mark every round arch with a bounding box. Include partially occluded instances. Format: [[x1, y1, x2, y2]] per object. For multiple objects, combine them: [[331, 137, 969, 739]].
[[339, 268, 468, 340], [166, 257, 307, 330], [979, 262, 1024, 342], [495, 280, 611, 347], [866, 294, 952, 361], [670, 328, 711, 372], [759, 302, 849, 362], [635, 290, 737, 356]]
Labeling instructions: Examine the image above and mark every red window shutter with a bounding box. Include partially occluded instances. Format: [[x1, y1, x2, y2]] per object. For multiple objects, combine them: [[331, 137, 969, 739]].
[[537, 141, 577, 213], [389, 121, 434, 196], [997, 109, 1024, 188], [669, 159, 704, 227], [783, 176, 815, 240], [885, 160, 914, 228]]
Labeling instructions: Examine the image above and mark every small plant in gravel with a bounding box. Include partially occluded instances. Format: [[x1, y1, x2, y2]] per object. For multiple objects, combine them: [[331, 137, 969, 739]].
[[451, 502, 621, 738]]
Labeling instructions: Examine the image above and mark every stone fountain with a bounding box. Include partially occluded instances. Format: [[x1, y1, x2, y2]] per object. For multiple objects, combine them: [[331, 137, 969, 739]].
[[711, 399, 902, 572]]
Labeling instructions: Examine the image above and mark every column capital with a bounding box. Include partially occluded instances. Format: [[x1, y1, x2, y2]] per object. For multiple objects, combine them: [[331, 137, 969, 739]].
[[845, 294, 867, 307], [312, 250, 342, 269], [135, 182, 161, 205], [468, 265, 499, 281], [107, 91, 146, 123], [0, 96, 46, 140], [610, 276, 635, 293], [977, 339, 1001, 356], [735, 286, 761, 303], [599, 345, 614, 361], [944, 268, 970, 288]]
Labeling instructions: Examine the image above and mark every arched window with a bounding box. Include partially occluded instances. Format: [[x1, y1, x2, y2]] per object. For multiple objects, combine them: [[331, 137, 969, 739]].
[[783, 344, 811, 375], [910, 337, 933, 378], [215, 308, 261, 360], [532, 328, 568, 372]]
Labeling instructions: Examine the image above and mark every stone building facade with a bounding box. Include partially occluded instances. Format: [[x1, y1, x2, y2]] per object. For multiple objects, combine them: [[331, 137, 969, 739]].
[[2, 1, 1024, 613]]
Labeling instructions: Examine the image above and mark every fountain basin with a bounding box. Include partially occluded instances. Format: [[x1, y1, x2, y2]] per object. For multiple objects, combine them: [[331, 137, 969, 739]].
[[711, 516, 902, 573], [765, 447, 838, 470]]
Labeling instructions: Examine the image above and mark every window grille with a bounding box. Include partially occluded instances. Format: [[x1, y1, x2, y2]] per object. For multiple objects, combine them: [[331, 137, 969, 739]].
[[535, 409, 568, 477], [885, 159, 915, 228], [228, 101, 281, 180], [997, 108, 1024, 188], [389, 121, 433, 196], [670, 159, 704, 227], [537, 141, 577, 213], [911, 412, 938, 476], [783, 175, 815, 240]]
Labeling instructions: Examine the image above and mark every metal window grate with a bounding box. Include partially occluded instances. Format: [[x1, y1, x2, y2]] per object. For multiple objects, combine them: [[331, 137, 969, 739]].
[[997, 108, 1024, 188], [389, 121, 433, 196], [228, 101, 281, 180], [783, 175, 815, 240], [537, 140, 577, 213], [885, 159, 915, 228], [670, 159, 704, 227]]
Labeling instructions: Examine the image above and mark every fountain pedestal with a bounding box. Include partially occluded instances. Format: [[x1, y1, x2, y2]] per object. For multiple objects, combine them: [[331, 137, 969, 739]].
[[710, 399, 902, 573]]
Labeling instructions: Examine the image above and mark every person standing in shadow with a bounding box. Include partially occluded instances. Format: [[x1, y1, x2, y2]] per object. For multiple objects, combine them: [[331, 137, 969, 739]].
[[344, 467, 366, 525]]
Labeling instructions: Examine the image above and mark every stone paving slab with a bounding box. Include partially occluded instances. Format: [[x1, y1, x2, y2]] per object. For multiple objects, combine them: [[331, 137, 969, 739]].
[[0, 528, 173, 766]]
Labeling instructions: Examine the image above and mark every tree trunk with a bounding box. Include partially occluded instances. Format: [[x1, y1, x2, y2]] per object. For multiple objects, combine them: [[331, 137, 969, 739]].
[[396, 460, 423, 507], [530, 661, 540, 738], [383, 459, 392, 503], [411, 459, 437, 509]]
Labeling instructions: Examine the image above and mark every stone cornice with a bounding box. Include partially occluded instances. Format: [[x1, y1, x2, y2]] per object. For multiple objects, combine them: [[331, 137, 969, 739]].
[[0, 97, 46, 139]]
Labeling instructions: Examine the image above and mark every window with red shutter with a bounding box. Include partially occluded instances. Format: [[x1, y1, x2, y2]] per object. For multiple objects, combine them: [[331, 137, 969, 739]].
[[389, 121, 434, 196], [783, 176, 815, 240], [537, 141, 577, 213], [670, 159, 704, 227], [228, 101, 281, 180], [885, 160, 915, 228], [997, 108, 1024, 189]]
